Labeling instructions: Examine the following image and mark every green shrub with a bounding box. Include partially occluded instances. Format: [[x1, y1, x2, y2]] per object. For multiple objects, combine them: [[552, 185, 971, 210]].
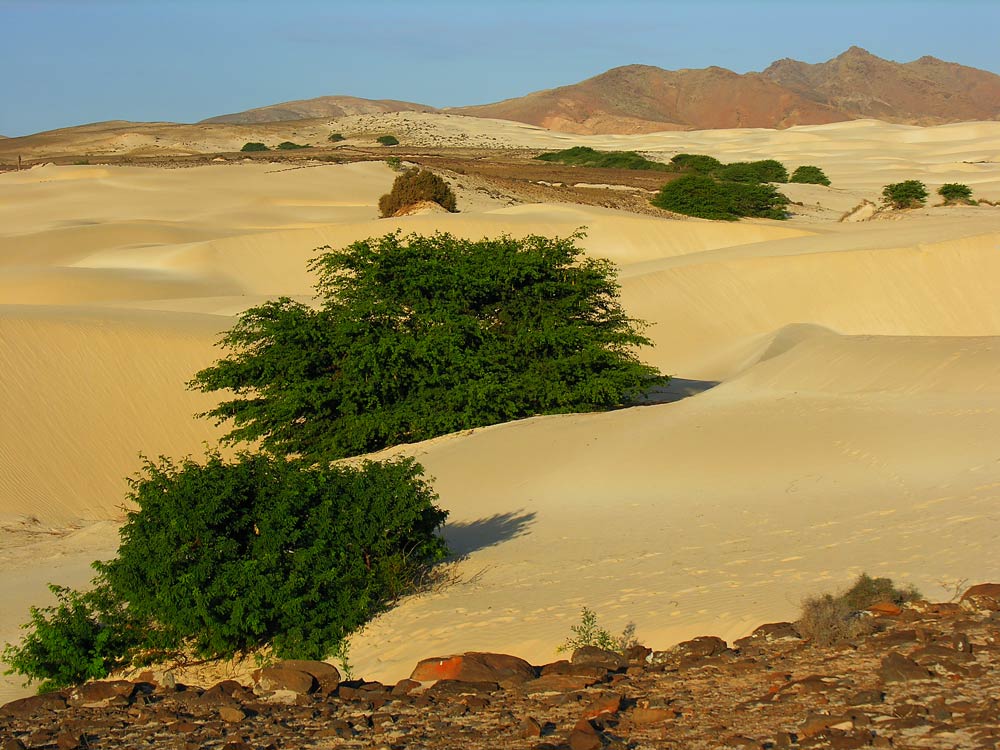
[[98, 453, 448, 660], [328, 132, 346, 143], [191, 231, 663, 460], [667, 153, 724, 174], [790, 165, 831, 186], [651, 174, 789, 220], [240, 142, 269, 152], [938, 183, 974, 204], [797, 573, 921, 646], [881, 180, 928, 209], [557, 607, 637, 654], [378, 168, 457, 217], [2, 582, 153, 693], [277, 141, 308, 150], [377, 135, 400, 146], [386, 156, 404, 171], [715, 159, 789, 183], [535, 146, 669, 171]]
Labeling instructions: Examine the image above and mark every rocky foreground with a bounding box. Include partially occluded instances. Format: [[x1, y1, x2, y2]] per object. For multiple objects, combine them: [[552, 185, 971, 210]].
[[3, 585, 1000, 750]]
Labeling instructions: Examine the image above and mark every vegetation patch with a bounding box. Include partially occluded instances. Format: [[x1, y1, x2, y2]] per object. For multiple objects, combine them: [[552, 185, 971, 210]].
[[536, 146, 670, 171], [240, 142, 269, 152], [881, 180, 928, 209], [938, 182, 974, 204], [651, 174, 789, 220], [328, 132, 346, 143], [557, 607, 637, 654], [714, 159, 789, 183], [797, 573, 921, 646], [790, 165, 831, 186], [276, 141, 309, 150], [377, 135, 400, 146], [378, 168, 457, 216], [191, 230, 664, 460]]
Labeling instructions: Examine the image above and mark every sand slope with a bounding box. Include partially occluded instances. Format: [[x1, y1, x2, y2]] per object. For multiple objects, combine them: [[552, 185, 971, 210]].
[[2, 119, 1000, 701]]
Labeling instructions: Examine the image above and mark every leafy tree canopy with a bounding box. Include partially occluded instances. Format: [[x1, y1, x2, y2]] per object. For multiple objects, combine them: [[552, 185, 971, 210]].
[[240, 142, 268, 152], [790, 165, 831, 186], [191, 231, 663, 460], [328, 132, 346, 142], [277, 141, 309, 150], [651, 174, 789, 221], [714, 159, 789, 184], [938, 182, 973, 204], [667, 153, 723, 174], [881, 180, 928, 209], [535, 146, 670, 171], [377, 135, 400, 146]]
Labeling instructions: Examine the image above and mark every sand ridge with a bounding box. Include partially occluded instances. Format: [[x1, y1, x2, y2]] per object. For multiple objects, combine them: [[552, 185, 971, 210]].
[[2, 118, 1000, 702]]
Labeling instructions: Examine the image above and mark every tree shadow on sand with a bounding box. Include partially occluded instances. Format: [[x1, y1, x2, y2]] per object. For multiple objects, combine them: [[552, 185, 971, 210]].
[[441, 511, 537, 557]]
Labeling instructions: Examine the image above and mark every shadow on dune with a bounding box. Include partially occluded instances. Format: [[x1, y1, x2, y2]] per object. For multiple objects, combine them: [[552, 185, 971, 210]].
[[639, 377, 720, 405], [442, 511, 537, 556]]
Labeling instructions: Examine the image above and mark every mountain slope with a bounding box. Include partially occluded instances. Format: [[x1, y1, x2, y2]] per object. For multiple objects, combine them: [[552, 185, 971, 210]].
[[200, 95, 436, 124], [763, 46, 1000, 123]]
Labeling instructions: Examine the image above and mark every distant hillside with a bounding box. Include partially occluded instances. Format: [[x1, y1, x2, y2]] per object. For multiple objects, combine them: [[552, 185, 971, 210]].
[[451, 64, 847, 134], [200, 96, 436, 124], [763, 46, 1000, 124]]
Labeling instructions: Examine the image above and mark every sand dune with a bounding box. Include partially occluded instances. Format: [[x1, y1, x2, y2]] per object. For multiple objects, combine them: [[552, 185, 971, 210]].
[[2, 119, 1000, 702]]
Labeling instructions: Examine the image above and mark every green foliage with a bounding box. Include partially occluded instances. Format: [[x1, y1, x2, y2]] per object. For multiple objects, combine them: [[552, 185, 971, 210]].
[[385, 156, 404, 171], [667, 153, 723, 174], [240, 142, 269, 152], [715, 159, 789, 183], [2, 582, 152, 692], [535, 146, 670, 171], [377, 135, 400, 146], [651, 174, 789, 220], [557, 607, 637, 654], [790, 165, 831, 186], [277, 141, 309, 150], [98, 452, 448, 660], [328, 132, 346, 142], [798, 573, 921, 646], [191, 231, 663, 460], [938, 182, 974, 204], [881, 180, 928, 209], [378, 168, 457, 217]]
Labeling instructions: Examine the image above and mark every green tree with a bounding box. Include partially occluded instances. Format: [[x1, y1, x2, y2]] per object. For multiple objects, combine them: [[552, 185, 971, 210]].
[[881, 180, 928, 209], [667, 153, 723, 174], [277, 141, 308, 150], [191, 231, 663, 460], [329, 132, 346, 142], [938, 183, 973, 204], [715, 159, 789, 183], [377, 135, 400, 146], [790, 165, 831, 186], [379, 168, 457, 216], [652, 175, 789, 221], [535, 146, 670, 171], [240, 142, 269, 152]]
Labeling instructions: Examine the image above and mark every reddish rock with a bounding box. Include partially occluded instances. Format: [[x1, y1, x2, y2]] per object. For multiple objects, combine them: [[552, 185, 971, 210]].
[[867, 601, 902, 616], [218, 706, 246, 723], [879, 652, 932, 682], [568, 720, 603, 750], [275, 659, 341, 692], [257, 667, 316, 694], [391, 678, 421, 696], [410, 652, 535, 684], [960, 583, 1000, 612], [519, 716, 543, 738], [0, 692, 66, 718], [580, 692, 622, 721], [2, 740, 27, 750], [522, 673, 601, 693], [571, 646, 626, 671], [55, 734, 80, 750], [629, 706, 672, 725]]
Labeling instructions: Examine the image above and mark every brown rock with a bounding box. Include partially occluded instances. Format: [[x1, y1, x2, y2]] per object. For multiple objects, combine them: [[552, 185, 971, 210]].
[[55, 734, 80, 750], [580, 692, 622, 721], [275, 659, 341, 693], [571, 646, 626, 671], [523, 673, 602, 694], [410, 652, 535, 684], [630, 707, 672, 725], [879, 651, 932, 682], [218, 706, 246, 723], [0, 692, 66, 718], [2, 740, 27, 750], [519, 716, 543, 738], [867, 601, 902, 616], [67, 680, 136, 707], [960, 583, 1000, 611], [391, 678, 421, 696], [257, 666, 315, 694], [569, 720, 603, 750]]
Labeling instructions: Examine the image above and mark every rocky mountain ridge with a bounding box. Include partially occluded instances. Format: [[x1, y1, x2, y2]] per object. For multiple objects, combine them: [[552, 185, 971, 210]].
[[3, 583, 1000, 749]]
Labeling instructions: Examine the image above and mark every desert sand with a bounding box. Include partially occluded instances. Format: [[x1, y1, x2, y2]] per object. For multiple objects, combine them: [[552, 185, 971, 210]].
[[2, 116, 1000, 701]]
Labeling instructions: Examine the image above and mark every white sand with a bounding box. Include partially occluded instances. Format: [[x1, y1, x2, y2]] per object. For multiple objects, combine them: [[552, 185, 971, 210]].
[[2, 118, 1000, 700]]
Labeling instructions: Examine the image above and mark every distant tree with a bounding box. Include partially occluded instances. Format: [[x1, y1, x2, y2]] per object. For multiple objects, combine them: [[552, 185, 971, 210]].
[[328, 132, 346, 142], [277, 141, 309, 150], [535, 146, 670, 171], [790, 165, 831, 186], [714, 160, 788, 184], [667, 153, 723, 174], [881, 180, 928, 209], [240, 142, 269, 152], [377, 135, 400, 146], [651, 174, 789, 220], [191, 231, 663, 459], [938, 183, 974, 204], [378, 168, 457, 217]]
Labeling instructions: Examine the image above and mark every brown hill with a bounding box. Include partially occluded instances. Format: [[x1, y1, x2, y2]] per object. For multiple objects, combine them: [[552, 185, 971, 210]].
[[451, 64, 847, 134], [763, 46, 1000, 124], [200, 95, 436, 124]]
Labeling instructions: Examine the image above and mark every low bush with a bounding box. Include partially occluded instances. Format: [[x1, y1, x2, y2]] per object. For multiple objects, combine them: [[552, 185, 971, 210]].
[[378, 168, 457, 217], [377, 135, 400, 146], [277, 141, 308, 150], [535, 146, 670, 171], [938, 182, 974, 204], [667, 153, 723, 174], [651, 174, 789, 220], [797, 573, 921, 646], [882, 180, 928, 209], [386, 156, 403, 171], [715, 159, 789, 183], [790, 165, 831, 186], [240, 142, 269, 152], [557, 607, 637, 654], [328, 132, 346, 142]]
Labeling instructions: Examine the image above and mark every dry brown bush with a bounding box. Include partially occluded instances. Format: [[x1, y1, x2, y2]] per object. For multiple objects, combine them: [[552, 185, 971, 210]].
[[797, 573, 921, 646], [379, 169, 458, 218]]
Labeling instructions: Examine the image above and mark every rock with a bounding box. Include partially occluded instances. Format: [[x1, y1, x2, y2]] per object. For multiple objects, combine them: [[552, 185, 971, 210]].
[[625, 644, 652, 664], [960, 583, 1000, 611], [2, 740, 27, 750], [522, 673, 601, 693], [652, 635, 730, 663], [257, 667, 316, 694], [799, 713, 854, 738], [580, 692, 622, 721], [629, 707, 672, 725], [274, 659, 341, 692], [867, 601, 902, 616], [0, 692, 66, 718], [568, 721, 603, 750], [571, 646, 626, 671], [519, 716, 543, 738], [847, 689, 884, 705], [218, 706, 246, 723], [391, 678, 421, 696], [879, 651, 932, 682], [410, 652, 535, 684], [55, 734, 80, 750], [67, 680, 137, 707]]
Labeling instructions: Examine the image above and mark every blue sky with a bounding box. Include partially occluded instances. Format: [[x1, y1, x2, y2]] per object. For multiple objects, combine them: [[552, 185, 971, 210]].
[[2, 0, 998, 136]]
